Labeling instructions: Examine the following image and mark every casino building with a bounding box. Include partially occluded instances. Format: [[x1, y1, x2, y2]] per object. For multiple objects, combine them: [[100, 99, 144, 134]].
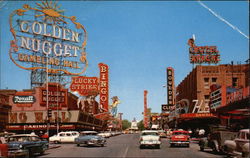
[[0, 83, 110, 135], [171, 64, 249, 133]]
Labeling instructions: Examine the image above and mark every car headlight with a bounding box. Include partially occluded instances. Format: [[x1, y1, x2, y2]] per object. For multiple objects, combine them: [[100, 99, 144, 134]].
[[19, 144, 23, 149]]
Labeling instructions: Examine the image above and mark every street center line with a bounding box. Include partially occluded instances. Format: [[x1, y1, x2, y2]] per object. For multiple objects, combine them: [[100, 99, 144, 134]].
[[123, 146, 129, 158]]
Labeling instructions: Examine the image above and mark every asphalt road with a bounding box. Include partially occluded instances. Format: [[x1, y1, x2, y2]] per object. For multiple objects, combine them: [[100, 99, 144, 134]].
[[39, 133, 227, 158]]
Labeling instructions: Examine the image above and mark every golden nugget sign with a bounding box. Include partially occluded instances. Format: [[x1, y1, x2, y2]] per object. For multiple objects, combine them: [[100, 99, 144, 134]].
[[9, 1, 88, 75]]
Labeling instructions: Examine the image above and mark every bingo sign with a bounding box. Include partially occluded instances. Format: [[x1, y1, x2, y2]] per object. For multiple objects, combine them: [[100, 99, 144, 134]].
[[9, 1, 88, 75], [188, 38, 220, 64], [70, 76, 99, 96], [99, 63, 109, 111]]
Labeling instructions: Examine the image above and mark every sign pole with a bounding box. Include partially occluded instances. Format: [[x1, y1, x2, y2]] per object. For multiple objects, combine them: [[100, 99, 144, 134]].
[[46, 54, 50, 138]]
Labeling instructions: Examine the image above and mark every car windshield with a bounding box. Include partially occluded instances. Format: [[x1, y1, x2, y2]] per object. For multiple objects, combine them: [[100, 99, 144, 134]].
[[142, 132, 158, 136], [8, 136, 30, 142], [80, 132, 97, 136], [173, 132, 188, 135]]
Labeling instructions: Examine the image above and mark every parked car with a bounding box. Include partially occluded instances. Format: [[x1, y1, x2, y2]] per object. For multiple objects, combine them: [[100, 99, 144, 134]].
[[139, 130, 161, 149], [49, 131, 79, 144], [98, 131, 112, 138], [224, 129, 250, 157], [75, 131, 106, 147], [0, 137, 8, 158], [199, 130, 237, 153], [7, 134, 48, 157], [169, 130, 190, 147]]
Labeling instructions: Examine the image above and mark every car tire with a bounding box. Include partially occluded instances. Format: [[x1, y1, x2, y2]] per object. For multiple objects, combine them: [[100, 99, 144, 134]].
[[187, 144, 190, 148], [200, 146, 204, 151], [212, 143, 219, 153], [139, 145, 143, 149], [77, 144, 80, 147], [156, 145, 161, 149], [170, 144, 174, 147]]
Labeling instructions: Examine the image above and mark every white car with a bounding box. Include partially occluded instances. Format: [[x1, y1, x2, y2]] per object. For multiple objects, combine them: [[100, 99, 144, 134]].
[[139, 130, 161, 149], [224, 129, 249, 157], [49, 131, 79, 144], [98, 132, 112, 138]]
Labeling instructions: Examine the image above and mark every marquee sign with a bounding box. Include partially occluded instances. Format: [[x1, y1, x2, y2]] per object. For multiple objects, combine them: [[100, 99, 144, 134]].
[[188, 38, 220, 64], [70, 76, 99, 96], [9, 1, 88, 75]]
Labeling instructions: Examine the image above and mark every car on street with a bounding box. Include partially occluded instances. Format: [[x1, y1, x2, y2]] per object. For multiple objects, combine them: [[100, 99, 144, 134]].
[[169, 130, 190, 147], [199, 129, 237, 153], [224, 129, 249, 157], [139, 130, 161, 149], [0, 137, 8, 158], [49, 131, 79, 144], [7, 134, 48, 157], [75, 131, 106, 147]]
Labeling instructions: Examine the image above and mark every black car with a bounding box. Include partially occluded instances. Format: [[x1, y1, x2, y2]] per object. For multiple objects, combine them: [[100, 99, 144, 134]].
[[7, 134, 49, 157]]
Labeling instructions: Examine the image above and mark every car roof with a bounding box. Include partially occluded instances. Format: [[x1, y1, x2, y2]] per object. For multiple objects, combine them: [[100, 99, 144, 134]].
[[80, 131, 98, 134], [141, 130, 158, 133], [240, 129, 250, 133], [9, 134, 39, 137], [173, 130, 189, 133]]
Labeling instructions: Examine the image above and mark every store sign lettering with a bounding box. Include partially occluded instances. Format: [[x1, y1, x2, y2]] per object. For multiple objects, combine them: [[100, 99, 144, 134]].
[[13, 96, 35, 104], [167, 67, 175, 106]]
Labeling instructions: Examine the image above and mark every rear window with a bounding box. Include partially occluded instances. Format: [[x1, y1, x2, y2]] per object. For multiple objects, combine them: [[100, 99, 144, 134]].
[[142, 132, 158, 136], [173, 132, 188, 135]]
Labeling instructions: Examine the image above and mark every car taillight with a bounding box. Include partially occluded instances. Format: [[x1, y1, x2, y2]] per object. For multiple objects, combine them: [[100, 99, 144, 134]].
[[140, 137, 143, 141]]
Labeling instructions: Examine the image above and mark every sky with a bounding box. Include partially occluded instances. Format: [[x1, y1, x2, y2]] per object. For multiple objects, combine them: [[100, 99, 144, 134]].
[[0, 0, 249, 122]]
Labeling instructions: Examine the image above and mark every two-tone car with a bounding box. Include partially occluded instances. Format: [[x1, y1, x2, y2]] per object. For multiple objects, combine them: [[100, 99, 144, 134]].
[[49, 131, 79, 144], [7, 134, 48, 157], [139, 130, 161, 149], [75, 131, 106, 147], [169, 130, 190, 147]]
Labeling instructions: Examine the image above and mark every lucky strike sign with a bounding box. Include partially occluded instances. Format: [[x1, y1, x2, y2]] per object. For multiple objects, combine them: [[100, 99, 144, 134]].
[[70, 76, 99, 96], [188, 38, 220, 64], [9, 2, 88, 75]]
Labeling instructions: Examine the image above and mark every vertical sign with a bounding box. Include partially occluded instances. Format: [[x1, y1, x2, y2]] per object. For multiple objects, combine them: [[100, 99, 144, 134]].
[[167, 67, 175, 106], [99, 63, 109, 111], [144, 90, 148, 128]]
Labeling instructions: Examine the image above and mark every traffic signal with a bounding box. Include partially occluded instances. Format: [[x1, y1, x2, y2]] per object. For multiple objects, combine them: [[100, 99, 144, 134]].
[[48, 109, 52, 118]]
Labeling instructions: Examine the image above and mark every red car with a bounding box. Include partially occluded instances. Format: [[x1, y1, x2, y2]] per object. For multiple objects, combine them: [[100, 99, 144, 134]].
[[169, 130, 190, 147], [0, 137, 8, 158]]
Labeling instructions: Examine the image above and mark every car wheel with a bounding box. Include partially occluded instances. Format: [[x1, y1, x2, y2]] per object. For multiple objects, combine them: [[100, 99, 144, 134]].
[[212, 143, 219, 153], [170, 144, 174, 147], [77, 144, 80, 147], [200, 146, 204, 151], [139, 145, 143, 149], [186, 144, 190, 148], [156, 145, 161, 149]]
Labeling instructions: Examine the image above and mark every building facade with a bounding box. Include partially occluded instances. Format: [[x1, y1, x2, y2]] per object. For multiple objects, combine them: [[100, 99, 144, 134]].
[[173, 64, 248, 132]]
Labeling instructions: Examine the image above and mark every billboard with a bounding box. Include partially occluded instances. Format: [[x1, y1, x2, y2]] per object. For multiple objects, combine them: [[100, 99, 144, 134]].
[[9, 1, 88, 75]]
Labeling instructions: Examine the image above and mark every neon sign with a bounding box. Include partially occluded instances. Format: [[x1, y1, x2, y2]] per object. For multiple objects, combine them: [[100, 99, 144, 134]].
[[188, 38, 220, 64], [9, 1, 88, 75]]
